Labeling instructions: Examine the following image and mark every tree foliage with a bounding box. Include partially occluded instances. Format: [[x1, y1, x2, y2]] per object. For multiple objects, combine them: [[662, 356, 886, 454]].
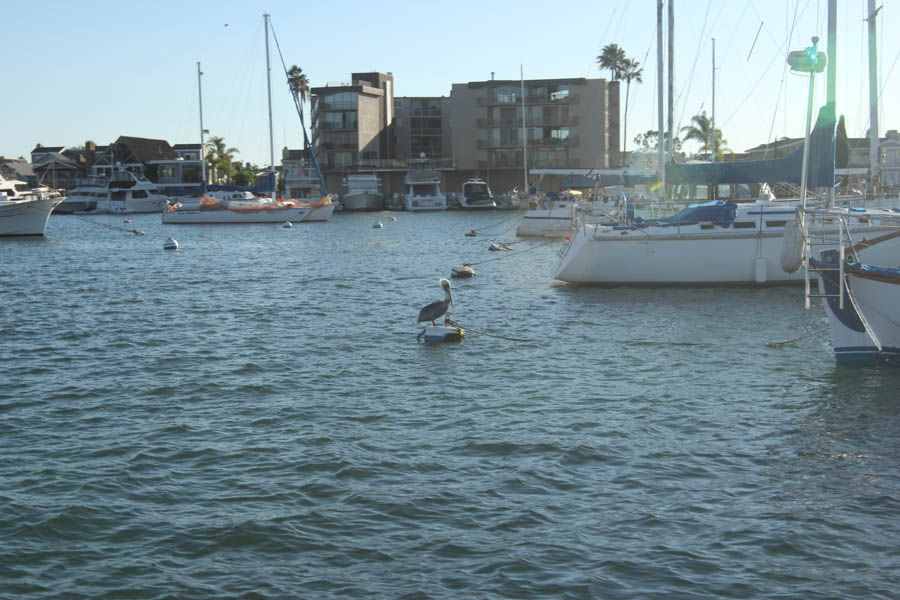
[[596, 44, 627, 81], [620, 57, 643, 154], [680, 110, 730, 160], [206, 135, 239, 183]]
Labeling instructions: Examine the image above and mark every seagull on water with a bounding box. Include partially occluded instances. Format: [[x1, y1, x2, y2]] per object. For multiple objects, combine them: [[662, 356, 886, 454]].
[[417, 278, 454, 325]]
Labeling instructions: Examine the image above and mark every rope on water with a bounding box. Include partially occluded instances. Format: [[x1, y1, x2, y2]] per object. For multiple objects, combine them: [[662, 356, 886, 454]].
[[766, 327, 829, 348], [463, 240, 556, 267], [445, 318, 533, 342], [466, 211, 523, 235], [68, 214, 146, 235]]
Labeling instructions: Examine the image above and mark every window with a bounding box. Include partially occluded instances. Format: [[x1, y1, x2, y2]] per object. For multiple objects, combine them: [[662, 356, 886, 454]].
[[492, 86, 520, 104]]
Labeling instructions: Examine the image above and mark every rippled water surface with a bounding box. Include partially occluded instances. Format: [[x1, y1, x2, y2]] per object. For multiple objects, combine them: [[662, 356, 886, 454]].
[[2, 211, 899, 599]]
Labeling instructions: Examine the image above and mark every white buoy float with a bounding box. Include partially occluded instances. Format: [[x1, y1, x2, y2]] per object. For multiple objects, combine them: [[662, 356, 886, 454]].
[[451, 265, 475, 278], [282, 221, 293, 228], [390, 216, 397, 221], [373, 221, 383, 228], [163, 237, 179, 250], [417, 324, 465, 343], [124, 218, 132, 223]]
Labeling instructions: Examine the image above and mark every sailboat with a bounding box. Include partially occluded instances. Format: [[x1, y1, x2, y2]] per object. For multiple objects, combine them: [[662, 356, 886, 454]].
[[164, 14, 333, 225], [552, 1, 895, 285], [799, 0, 900, 364]]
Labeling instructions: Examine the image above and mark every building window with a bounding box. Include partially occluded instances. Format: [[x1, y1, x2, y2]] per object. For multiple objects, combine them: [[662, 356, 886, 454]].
[[491, 86, 520, 104]]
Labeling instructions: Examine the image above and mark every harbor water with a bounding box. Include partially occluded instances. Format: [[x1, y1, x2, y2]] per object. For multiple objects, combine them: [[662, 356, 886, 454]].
[[2, 211, 899, 599]]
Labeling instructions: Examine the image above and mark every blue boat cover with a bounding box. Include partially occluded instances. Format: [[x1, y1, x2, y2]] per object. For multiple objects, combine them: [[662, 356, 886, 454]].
[[633, 200, 736, 228], [665, 103, 836, 187]]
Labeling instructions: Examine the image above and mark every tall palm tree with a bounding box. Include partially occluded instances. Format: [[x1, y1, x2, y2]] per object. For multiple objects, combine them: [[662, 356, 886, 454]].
[[680, 110, 729, 160], [596, 44, 627, 81], [620, 58, 643, 154], [207, 135, 239, 183], [287, 65, 310, 151]]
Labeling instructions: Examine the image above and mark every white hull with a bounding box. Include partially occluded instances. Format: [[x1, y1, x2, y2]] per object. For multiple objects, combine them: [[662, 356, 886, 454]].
[[553, 202, 898, 285], [304, 203, 336, 221], [98, 196, 170, 214], [516, 207, 576, 237], [341, 191, 384, 211], [404, 194, 446, 211], [163, 206, 312, 224], [0, 195, 64, 236], [817, 265, 900, 364]]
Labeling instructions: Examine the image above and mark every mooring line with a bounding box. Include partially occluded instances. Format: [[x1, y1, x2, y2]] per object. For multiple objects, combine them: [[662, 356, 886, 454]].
[[467, 211, 523, 235], [446, 319, 533, 342], [766, 327, 829, 348], [68, 214, 146, 235], [462, 240, 556, 267]]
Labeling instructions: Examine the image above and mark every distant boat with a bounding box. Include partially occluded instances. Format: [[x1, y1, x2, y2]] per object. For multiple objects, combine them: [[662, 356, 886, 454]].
[[0, 174, 64, 236], [93, 170, 171, 214], [341, 173, 384, 211], [164, 15, 334, 225], [403, 160, 446, 212]]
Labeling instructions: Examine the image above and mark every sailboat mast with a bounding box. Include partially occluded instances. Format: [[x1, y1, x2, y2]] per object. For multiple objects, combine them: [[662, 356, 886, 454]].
[[667, 0, 674, 161], [867, 0, 880, 187], [521, 65, 528, 192], [826, 0, 836, 208], [656, 0, 664, 175], [197, 62, 206, 194], [264, 12, 276, 198], [711, 38, 716, 162]]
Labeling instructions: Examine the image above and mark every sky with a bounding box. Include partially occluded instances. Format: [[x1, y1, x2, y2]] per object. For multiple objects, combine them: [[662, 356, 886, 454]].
[[4, 0, 899, 167]]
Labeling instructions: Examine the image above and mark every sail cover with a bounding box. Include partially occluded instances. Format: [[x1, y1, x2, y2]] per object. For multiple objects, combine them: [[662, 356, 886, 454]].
[[665, 103, 836, 188]]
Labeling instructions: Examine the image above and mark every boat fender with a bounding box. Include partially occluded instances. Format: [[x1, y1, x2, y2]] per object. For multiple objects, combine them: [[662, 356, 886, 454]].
[[754, 257, 767, 283], [780, 218, 804, 273]]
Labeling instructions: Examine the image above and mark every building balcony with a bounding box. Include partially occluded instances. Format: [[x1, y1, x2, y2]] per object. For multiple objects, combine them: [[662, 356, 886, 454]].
[[475, 93, 579, 106]]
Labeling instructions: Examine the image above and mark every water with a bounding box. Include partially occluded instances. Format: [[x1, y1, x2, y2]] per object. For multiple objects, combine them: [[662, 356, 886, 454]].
[[2, 211, 899, 599]]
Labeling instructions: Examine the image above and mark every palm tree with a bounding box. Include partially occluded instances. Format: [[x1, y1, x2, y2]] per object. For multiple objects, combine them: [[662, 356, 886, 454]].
[[206, 135, 239, 183], [680, 110, 729, 160], [620, 58, 643, 154], [596, 44, 627, 81], [287, 65, 310, 153]]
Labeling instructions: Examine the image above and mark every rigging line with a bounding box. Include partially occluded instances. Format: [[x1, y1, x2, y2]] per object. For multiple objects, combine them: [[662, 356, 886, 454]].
[[673, 0, 713, 144], [721, 33, 791, 131], [762, 0, 802, 155], [747, 21, 765, 61], [462, 240, 556, 267], [584, 0, 625, 78], [469, 211, 523, 233]]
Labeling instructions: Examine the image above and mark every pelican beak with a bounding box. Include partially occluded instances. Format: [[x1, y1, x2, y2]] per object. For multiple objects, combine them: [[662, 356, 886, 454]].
[[449, 291, 454, 307]]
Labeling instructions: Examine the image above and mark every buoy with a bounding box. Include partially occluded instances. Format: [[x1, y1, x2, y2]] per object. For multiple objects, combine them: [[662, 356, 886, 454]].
[[390, 216, 397, 221], [489, 242, 511, 251], [451, 265, 475, 278], [465, 230, 478, 237], [780, 218, 804, 273], [417, 325, 465, 343], [163, 237, 178, 250], [373, 221, 384, 229], [124, 218, 132, 223], [282, 221, 293, 228]]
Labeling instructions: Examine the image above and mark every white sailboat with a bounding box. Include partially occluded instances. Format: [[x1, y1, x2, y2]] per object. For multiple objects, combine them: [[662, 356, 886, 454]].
[[164, 15, 333, 225]]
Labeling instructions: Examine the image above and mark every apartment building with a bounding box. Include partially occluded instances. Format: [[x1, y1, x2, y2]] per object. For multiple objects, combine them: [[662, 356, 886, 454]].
[[449, 77, 620, 192]]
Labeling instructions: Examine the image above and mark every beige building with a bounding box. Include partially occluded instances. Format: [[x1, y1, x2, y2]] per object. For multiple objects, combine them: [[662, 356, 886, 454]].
[[449, 77, 620, 192]]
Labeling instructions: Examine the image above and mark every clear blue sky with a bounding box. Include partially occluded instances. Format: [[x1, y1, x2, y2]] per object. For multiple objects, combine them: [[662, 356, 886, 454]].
[[5, 0, 899, 165]]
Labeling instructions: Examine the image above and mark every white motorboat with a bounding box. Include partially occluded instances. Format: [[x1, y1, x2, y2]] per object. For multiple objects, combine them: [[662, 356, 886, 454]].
[[93, 171, 171, 214], [515, 191, 584, 237], [341, 173, 384, 211], [458, 178, 496, 209], [0, 175, 64, 236], [403, 164, 446, 211], [55, 175, 106, 214]]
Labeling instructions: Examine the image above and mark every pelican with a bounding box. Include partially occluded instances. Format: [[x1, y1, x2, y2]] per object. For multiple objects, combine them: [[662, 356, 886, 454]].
[[417, 278, 453, 325]]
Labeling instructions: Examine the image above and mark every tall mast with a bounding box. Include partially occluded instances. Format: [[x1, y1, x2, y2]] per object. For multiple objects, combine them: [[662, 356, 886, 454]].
[[666, 0, 674, 161], [826, 0, 836, 207], [197, 62, 206, 194], [711, 38, 716, 162], [521, 65, 528, 192], [264, 12, 276, 198], [867, 0, 880, 187], [656, 0, 664, 176]]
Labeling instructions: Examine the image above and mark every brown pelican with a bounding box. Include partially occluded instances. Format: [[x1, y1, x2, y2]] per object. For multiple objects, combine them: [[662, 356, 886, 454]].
[[417, 278, 453, 325]]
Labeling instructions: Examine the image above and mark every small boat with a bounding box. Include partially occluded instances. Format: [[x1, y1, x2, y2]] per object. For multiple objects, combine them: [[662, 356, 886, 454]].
[[403, 160, 446, 212], [458, 178, 496, 209]]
